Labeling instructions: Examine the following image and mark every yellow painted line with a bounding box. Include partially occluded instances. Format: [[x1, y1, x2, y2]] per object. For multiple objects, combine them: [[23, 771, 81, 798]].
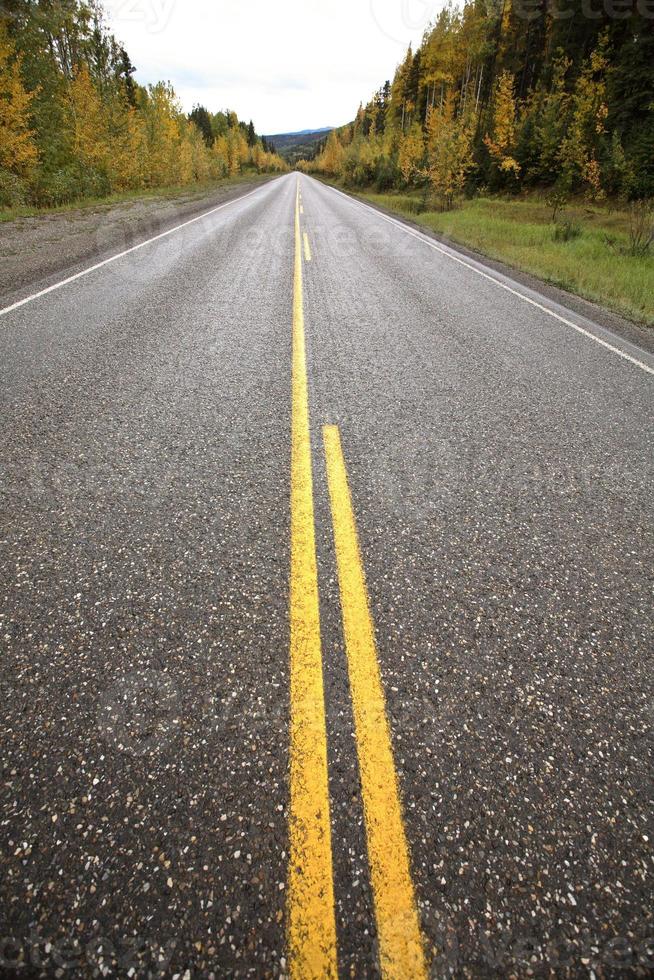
[[303, 232, 312, 263], [287, 183, 338, 979], [323, 426, 427, 980]]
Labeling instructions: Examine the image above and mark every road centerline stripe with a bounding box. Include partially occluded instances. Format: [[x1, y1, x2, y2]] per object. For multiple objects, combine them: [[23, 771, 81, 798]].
[[303, 232, 312, 263], [323, 425, 428, 980], [287, 181, 338, 978]]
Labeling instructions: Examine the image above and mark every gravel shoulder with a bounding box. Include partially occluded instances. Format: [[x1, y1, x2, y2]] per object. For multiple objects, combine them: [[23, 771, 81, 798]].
[[0, 176, 277, 309]]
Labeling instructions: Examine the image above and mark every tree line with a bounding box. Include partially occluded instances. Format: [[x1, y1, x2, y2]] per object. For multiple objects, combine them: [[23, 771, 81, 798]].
[[0, 0, 287, 209], [300, 0, 653, 208]]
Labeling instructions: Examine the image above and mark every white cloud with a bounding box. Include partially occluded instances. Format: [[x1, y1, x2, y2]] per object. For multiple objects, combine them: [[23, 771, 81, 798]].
[[103, 0, 445, 134]]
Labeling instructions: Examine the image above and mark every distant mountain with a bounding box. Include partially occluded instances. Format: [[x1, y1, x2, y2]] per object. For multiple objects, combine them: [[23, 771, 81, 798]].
[[264, 128, 334, 163]]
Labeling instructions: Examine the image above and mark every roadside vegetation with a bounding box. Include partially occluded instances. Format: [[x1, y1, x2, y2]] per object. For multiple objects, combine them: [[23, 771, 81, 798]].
[[299, 2, 653, 323], [0, 1, 287, 216]]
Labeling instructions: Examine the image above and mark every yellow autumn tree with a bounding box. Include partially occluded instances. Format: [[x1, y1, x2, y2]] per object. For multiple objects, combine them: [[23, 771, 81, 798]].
[[110, 106, 148, 191], [424, 94, 473, 209], [484, 71, 521, 178], [0, 23, 38, 177], [68, 64, 110, 178], [320, 130, 345, 177], [226, 128, 248, 175], [398, 122, 424, 184], [177, 135, 194, 184], [559, 37, 608, 200], [173, 118, 210, 184], [211, 135, 230, 178], [189, 125, 210, 182], [142, 82, 181, 187], [251, 142, 265, 172]]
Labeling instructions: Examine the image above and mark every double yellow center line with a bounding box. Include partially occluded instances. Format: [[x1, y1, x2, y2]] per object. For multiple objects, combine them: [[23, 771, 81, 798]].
[[287, 181, 337, 977], [287, 179, 427, 979]]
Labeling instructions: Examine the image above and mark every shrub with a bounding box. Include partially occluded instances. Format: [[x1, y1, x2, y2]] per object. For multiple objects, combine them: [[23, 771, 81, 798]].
[[604, 201, 653, 257], [375, 155, 397, 192], [545, 188, 568, 222], [627, 200, 653, 256], [553, 219, 581, 242], [0, 168, 27, 206], [32, 166, 111, 207]]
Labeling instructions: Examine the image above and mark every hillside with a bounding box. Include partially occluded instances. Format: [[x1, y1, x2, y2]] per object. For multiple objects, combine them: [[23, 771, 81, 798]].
[[265, 128, 333, 164]]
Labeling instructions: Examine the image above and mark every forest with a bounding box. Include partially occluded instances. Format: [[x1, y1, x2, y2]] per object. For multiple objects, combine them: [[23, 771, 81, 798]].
[[0, 0, 287, 210], [300, 0, 653, 208]]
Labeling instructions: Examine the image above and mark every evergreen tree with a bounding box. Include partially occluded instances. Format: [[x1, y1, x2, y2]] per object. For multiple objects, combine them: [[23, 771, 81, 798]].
[[189, 105, 214, 147]]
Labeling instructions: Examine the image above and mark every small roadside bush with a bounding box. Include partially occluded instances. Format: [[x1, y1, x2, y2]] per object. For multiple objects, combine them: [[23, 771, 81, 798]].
[[32, 166, 111, 208], [374, 155, 397, 192], [553, 219, 581, 242], [416, 183, 432, 214], [627, 200, 653, 256], [0, 169, 28, 207], [604, 201, 653, 257], [545, 188, 569, 222]]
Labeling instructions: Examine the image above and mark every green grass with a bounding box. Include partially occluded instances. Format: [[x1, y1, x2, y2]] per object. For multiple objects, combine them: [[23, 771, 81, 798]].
[[352, 189, 654, 327], [0, 170, 273, 223]]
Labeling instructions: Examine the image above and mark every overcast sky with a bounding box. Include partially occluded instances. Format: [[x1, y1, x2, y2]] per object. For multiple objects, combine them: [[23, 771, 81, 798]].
[[103, 0, 445, 135]]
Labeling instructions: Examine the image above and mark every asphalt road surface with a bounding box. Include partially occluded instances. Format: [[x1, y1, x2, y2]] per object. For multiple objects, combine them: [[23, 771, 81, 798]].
[[1, 173, 652, 978]]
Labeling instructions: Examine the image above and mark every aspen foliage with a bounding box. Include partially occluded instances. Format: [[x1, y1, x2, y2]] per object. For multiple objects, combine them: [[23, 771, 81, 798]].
[[398, 123, 424, 184], [424, 94, 473, 209], [559, 37, 609, 200], [68, 64, 110, 176], [0, 24, 37, 177], [484, 72, 520, 178], [320, 130, 345, 176]]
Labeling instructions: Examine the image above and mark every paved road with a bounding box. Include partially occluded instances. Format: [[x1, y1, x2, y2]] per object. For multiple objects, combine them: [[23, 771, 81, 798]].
[[1, 173, 652, 978]]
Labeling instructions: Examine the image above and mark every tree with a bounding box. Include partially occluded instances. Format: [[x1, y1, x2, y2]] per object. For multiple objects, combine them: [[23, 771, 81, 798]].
[[67, 62, 110, 184], [424, 94, 473, 210], [212, 135, 229, 178], [320, 130, 345, 177], [603, 131, 633, 200], [111, 105, 147, 190], [0, 23, 38, 176], [398, 123, 424, 184], [118, 47, 137, 107], [531, 54, 571, 184], [558, 37, 609, 198], [390, 46, 414, 132], [142, 82, 181, 186], [189, 105, 213, 147], [484, 71, 521, 179]]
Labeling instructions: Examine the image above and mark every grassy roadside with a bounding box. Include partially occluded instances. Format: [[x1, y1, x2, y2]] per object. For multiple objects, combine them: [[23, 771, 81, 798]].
[[0, 171, 275, 224], [330, 184, 654, 327]]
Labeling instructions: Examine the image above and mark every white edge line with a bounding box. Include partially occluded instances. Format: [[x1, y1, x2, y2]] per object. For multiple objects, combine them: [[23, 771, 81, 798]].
[[319, 179, 654, 378], [0, 176, 285, 319]]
